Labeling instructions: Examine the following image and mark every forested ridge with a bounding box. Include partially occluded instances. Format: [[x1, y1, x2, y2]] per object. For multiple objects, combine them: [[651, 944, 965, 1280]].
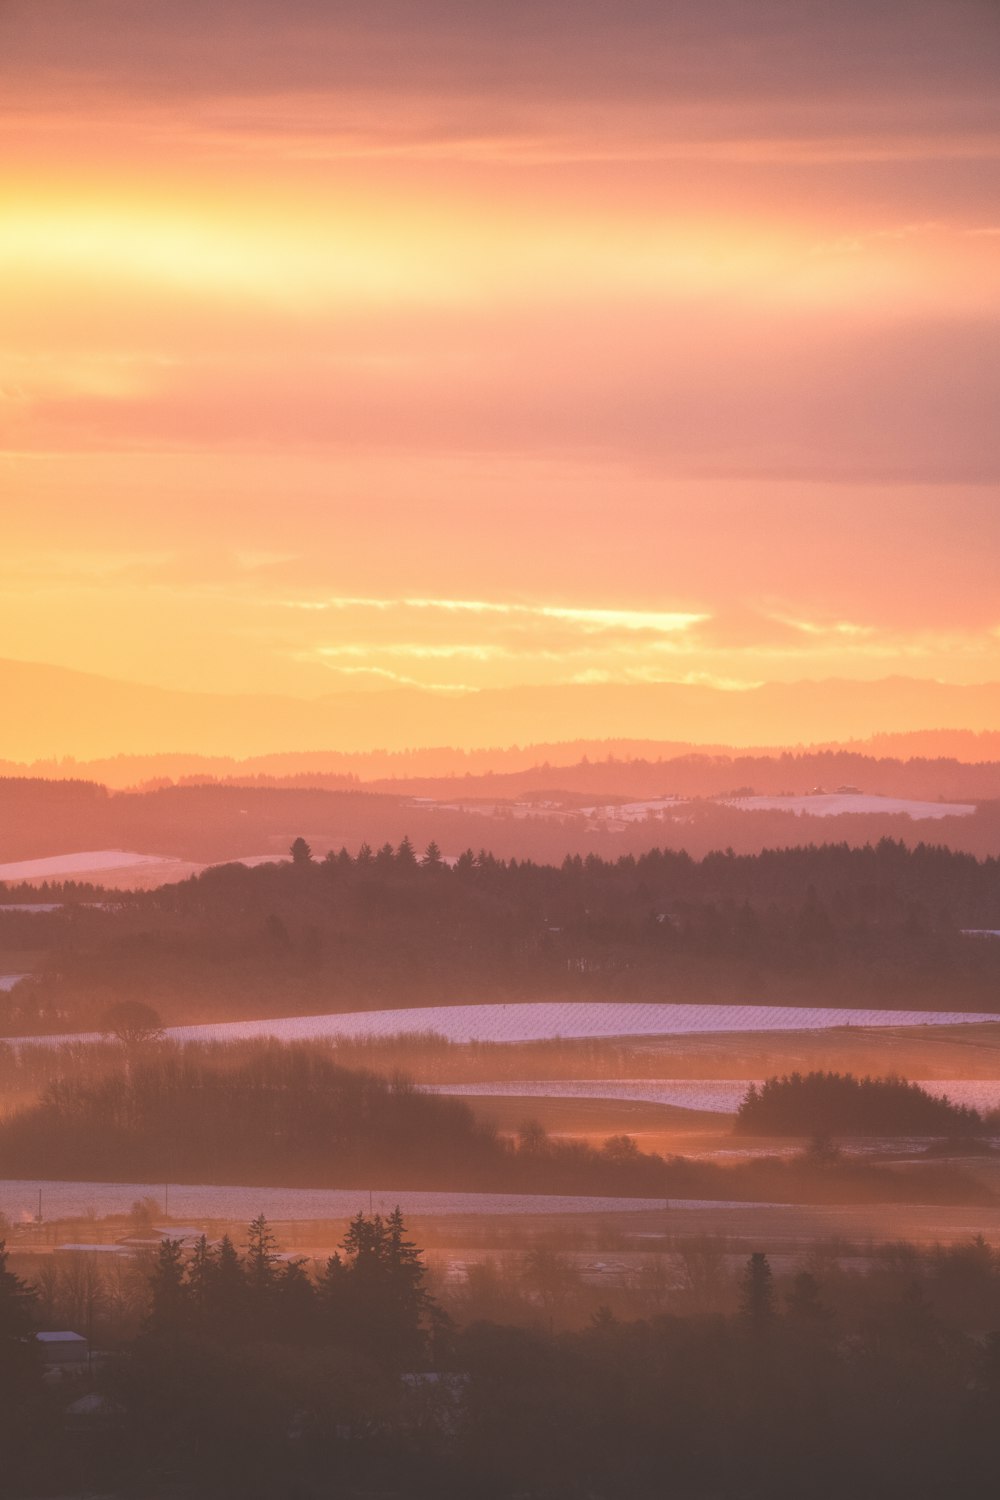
[[5, 742, 1000, 798], [2, 769, 1000, 869], [4, 837, 1000, 1031]]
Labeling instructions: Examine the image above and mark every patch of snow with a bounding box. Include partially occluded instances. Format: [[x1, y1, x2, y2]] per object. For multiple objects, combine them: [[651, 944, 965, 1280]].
[[15, 1000, 997, 1052], [0, 974, 27, 992], [424, 1079, 752, 1112], [0, 850, 178, 881], [412, 792, 977, 824], [423, 1077, 1000, 1115], [913, 1080, 1000, 1113], [0, 903, 66, 913], [154, 1000, 995, 1048], [0, 849, 288, 891], [720, 793, 975, 819], [580, 798, 683, 823]]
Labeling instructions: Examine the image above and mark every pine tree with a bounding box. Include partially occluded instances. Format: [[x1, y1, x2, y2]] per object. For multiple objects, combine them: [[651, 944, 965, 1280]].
[[209, 1234, 247, 1341], [384, 1205, 428, 1334], [289, 836, 313, 865], [396, 835, 418, 870], [316, 1251, 350, 1341], [337, 1209, 434, 1366], [278, 1258, 316, 1343], [187, 1234, 215, 1318], [147, 1238, 187, 1334], [246, 1215, 280, 1308], [0, 1241, 41, 1459], [0, 1240, 38, 1341], [740, 1252, 776, 1333]]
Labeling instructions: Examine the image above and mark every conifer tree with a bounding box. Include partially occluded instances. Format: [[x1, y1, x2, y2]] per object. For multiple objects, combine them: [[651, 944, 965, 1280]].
[[0, 1241, 40, 1462], [396, 835, 418, 870], [0, 1240, 38, 1341], [147, 1238, 187, 1334], [187, 1234, 215, 1319], [384, 1205, 428, 1335], [740, 1252, 776, 1333], [316, 1250, 350, 1340], [278, 1258, 316, 1343], [246, 1215, 280, 1309], [199, 1233, 247, 1342], [289, 836, 313, 865]]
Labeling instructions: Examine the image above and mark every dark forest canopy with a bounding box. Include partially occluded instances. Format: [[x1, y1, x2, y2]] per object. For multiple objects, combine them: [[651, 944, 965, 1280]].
[[3, 837, 1000, 1031], [736, 1071, 989, 1138], [5, 831, 1000, 907], [13, 1229, 1000, 1498]]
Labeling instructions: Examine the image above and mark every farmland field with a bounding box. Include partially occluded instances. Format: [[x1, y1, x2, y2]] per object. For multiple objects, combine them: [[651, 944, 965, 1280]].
[[165, 1000, 997, 1046], [7, 1179, 1000, 1251], [424, 1077, 1000, 1114]]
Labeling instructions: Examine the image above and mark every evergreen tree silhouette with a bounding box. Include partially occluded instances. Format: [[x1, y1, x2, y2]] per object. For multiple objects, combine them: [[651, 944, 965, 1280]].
[[740, 1252, 776, 1334]]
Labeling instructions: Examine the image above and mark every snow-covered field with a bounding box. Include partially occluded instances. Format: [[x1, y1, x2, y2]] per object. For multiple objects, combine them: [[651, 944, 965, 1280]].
[[0, 974, 27, 992], [424, 1078, 1000, 1115], [158, 1000, 995, 1048], [580, 797, 682, 823], [0, 849, 178, 881], [425, 1079, 753, 1112], [0, 1180, 771, 1223], [719, 793, 976, 819], [0, 849, 284, 889], [17, 999, 995, 1051], [0, 902, 66, 913], [418, 792, 977, 825]]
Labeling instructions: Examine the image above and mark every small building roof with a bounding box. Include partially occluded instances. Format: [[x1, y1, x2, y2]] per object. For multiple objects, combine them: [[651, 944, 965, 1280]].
[[36, 1331, 87, 1344]]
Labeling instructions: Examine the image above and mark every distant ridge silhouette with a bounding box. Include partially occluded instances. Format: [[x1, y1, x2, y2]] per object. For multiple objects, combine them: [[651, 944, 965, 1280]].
[[4, 656, 1000, 761]]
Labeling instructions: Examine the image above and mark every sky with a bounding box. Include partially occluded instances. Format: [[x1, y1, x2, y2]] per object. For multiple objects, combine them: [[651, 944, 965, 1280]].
[[1, 0, 999, 743]]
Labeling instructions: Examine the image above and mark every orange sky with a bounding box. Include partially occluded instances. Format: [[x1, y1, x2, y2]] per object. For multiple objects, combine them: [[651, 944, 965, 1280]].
[[1, 1, 999, 744]]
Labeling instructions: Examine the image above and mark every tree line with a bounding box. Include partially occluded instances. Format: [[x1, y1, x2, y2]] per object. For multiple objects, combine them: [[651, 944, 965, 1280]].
[[147, 1209, 438, 1367], [736, 1071, 991, 1137], [0, 1044, 991, 1206], [3, 767, 1000, 874], [5, 836, 1000, 1034], [9, 1223, 1000, 1496]]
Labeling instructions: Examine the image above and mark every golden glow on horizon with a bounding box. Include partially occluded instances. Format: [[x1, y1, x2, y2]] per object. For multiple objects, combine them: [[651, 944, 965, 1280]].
[[6, 173, 994, 321], [2, 1, 999, 751]]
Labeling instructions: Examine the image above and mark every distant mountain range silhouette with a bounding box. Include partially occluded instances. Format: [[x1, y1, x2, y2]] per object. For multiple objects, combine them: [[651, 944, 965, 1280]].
[[4, 656, 1000, 762]]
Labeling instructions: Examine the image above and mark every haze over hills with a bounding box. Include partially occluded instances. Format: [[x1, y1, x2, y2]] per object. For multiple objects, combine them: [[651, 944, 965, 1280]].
[[9, 730, 1000, 791], [5, 656, 1000, 763], [1, 775, 998, 877]]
